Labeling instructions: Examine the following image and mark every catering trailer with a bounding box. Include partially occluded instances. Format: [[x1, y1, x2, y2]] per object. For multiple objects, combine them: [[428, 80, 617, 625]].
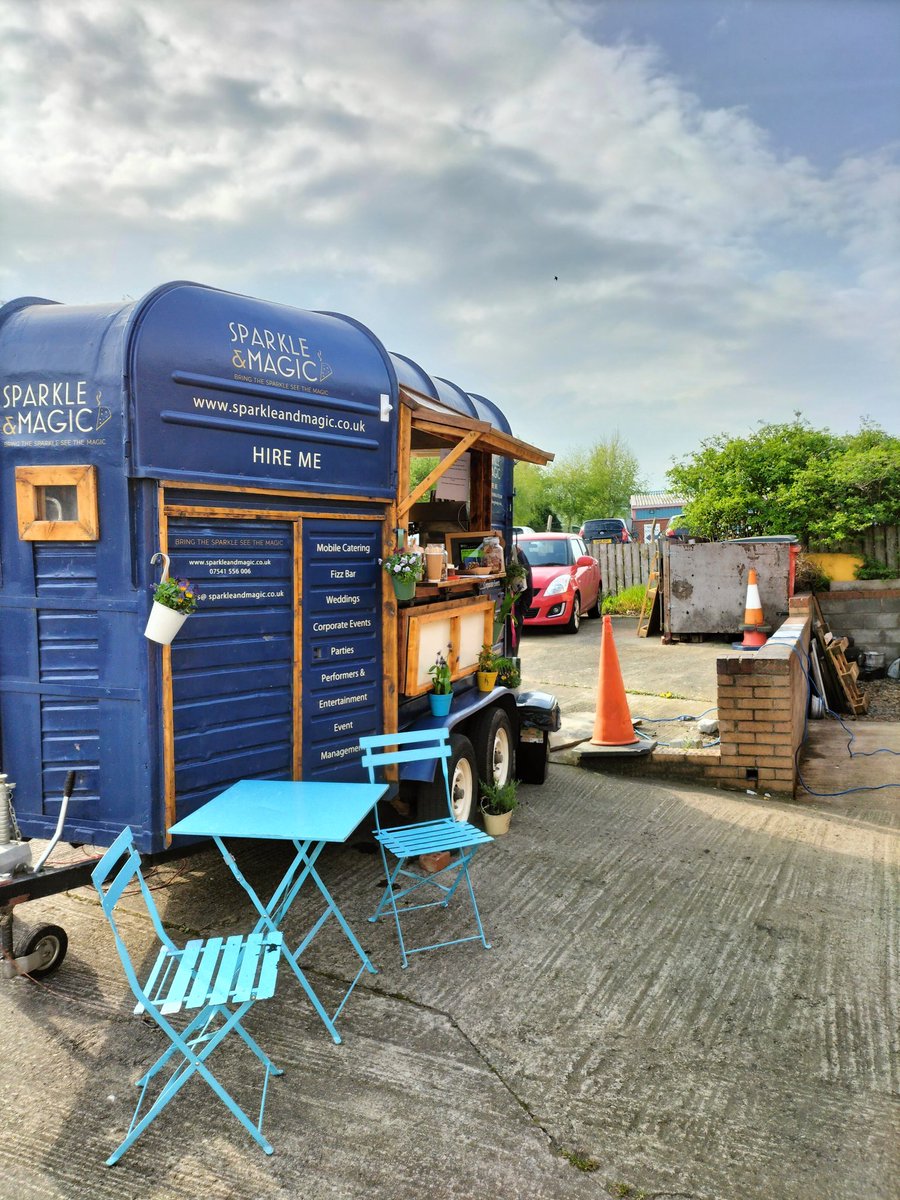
[[0, 282, 557, 972]]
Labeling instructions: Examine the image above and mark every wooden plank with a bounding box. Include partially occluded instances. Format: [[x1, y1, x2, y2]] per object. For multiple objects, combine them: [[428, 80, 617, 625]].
[[836, 659, 860, 682], [158, 488, 176, 844], [397, 429, 480, 518], [885, 523, 899, 572], [639, 543, 650, 586], [292, 517, 302, 780], [637, 571, 659, 638], [382, 504, 399, 760]]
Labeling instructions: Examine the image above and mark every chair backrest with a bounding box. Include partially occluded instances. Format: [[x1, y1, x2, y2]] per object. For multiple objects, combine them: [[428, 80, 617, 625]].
[[358, 730, 454, 826], [92, 827, 177, 1006]]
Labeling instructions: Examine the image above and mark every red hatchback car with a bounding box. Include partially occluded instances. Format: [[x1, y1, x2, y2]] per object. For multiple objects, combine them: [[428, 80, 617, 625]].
[[519, 533, 602, 634]]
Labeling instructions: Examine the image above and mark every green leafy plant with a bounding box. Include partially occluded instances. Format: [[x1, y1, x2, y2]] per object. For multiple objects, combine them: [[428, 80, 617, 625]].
[[427, 649, 452, 694], [855, 557, 898, 581], [381, 548, 423, 586], [153, 577, 198, 615], [601, 584, 647, 616], [477, 643, 499, 672], [480, 778, 519, 816], [494, 656, 521, 688], [494, 557, 528, 632]]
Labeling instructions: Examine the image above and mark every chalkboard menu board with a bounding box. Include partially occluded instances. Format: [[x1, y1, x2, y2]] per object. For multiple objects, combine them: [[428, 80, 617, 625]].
[[302, 518, 383, 779]]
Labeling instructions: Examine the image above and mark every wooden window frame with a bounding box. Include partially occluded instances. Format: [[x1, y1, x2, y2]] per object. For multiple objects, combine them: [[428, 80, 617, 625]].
[[15, 464, 99, 541]]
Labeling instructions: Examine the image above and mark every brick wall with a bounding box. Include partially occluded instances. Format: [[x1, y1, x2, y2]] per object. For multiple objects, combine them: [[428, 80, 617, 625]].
[[595, 610, 812, 797], [709, 613, 810, 795]]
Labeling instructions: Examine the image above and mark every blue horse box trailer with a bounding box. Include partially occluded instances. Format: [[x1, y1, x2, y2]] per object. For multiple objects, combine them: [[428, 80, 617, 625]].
[[0, 281, 557, 860]]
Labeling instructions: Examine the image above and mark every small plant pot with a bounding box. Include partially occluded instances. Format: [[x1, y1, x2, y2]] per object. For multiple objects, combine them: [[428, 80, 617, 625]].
[[144, 601, 188, 645], [477, 670, 498, 692], [428, 691, 453, 717], [392, 576, 417, 601], [483, 810, 513, 836]]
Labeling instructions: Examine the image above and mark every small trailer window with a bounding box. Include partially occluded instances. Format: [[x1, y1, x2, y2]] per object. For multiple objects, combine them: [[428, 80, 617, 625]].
[[15, 465, 99, 541]]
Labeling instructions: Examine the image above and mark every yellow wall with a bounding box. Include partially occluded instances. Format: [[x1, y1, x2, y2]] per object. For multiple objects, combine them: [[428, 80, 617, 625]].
[[805, 552, 863, 582]]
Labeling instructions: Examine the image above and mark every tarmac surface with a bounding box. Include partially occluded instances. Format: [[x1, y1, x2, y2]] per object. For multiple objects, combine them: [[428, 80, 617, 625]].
[[1, 620, 898, 1199]]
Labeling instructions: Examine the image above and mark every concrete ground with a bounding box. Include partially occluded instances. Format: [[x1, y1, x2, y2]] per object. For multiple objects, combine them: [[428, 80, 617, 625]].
[[522, 614, 900, 796], [1, 620, 897, 1199], [520, 616, 724, 753]]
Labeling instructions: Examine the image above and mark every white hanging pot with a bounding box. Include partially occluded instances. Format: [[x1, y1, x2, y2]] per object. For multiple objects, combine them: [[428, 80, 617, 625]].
[[144, 601, 188, 645]]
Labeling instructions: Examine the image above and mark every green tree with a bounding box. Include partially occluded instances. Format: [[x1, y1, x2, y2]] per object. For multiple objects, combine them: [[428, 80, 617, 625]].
[[667, 416, 900, 544], [513, 462, 551, 529], [538, 435, 641, 531]]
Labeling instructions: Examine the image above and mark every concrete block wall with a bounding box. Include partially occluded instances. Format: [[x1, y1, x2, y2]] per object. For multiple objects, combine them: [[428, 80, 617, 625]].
[[818, 580, 900, 665]]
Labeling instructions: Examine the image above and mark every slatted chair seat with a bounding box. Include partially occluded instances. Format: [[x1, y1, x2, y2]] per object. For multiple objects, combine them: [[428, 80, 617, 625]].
[[136, 932, 282, 1016], [92, 827, 284, 1166], [359, 730, 493, 968], [375, 818, 493, 860]]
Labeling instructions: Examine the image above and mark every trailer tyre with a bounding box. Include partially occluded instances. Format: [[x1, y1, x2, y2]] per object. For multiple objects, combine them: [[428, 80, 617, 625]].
[[417, 733, 478, 825], [471, 707, 515, 790], [17, 924, 68, 979]]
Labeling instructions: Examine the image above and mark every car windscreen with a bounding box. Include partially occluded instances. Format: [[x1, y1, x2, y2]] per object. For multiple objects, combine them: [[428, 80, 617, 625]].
[[521, 539, 573, 567], [586, 521, 623, 536]]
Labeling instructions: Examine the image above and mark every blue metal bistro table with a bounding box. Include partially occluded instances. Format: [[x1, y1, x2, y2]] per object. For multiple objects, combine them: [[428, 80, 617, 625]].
[[169, 779, 389, 1045]]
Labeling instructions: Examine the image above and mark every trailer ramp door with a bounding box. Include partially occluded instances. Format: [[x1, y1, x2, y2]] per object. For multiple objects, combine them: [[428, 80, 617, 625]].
[[166, 518, 295, 822]]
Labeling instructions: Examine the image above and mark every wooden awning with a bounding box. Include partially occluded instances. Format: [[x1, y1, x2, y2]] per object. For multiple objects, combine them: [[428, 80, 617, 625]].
[[401, 387, 553, 465], [397, 386, 554, 519]]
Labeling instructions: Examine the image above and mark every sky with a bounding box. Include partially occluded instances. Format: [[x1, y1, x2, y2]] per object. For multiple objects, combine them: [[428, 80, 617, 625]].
[[2, 0, 898, 487]]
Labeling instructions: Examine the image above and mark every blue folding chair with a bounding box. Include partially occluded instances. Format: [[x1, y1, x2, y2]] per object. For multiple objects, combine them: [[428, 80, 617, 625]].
[[359, 730, 494, 968], [92, 827, 284, 1166]]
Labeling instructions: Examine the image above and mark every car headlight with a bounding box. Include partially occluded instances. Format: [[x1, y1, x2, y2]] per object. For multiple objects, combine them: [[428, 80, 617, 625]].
[[543, 574, 572, 597]]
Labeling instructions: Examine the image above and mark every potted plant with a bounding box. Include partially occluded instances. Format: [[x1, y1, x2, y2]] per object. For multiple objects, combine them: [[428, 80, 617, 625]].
[[427, 650, 453, 716], [493, 557, 527, 641], [480, 778, 519, 836], [494, 656, 521, 689], [144, 575, 198, 644], [476, 643, 499, 692], [382, 547, 423, 601]]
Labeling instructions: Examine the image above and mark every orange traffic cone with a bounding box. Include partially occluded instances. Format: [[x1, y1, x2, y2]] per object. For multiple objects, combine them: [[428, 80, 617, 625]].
[[734, 568, 771, 651], [580, 616, 655, 759]]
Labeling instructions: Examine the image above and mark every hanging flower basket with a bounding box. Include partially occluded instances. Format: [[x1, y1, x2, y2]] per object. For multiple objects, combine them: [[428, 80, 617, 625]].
[[382, 548, 422, 602], [144, 601, 189, 645], [144, 554, 198, 645], [392, 575, 417, 601]]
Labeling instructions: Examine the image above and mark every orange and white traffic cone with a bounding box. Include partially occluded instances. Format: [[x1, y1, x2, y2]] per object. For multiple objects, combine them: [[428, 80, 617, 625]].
[[733, 568, 771, 651], [580, 616, 655, 759]]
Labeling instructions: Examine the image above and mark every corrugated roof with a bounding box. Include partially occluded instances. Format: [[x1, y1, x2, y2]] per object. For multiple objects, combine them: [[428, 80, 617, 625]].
[[630, 492, 687, 508]]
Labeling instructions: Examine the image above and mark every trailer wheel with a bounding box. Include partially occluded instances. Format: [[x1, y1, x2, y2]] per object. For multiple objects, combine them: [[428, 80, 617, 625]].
[[17, 924, 69, 979], [471, 707, 515, 789], [417, 733, 478, 824]]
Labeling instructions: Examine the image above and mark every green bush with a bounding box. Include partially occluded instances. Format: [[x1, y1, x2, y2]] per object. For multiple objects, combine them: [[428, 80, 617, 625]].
[[855, 558, 899, 581], [601, 584, 647, 616]]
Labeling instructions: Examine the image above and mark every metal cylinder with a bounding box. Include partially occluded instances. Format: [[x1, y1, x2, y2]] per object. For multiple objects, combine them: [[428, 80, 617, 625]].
[[0, 775, 12, 844]]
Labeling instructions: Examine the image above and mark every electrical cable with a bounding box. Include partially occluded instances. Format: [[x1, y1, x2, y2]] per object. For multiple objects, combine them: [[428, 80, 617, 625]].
[[788, 641, 900, 796]]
